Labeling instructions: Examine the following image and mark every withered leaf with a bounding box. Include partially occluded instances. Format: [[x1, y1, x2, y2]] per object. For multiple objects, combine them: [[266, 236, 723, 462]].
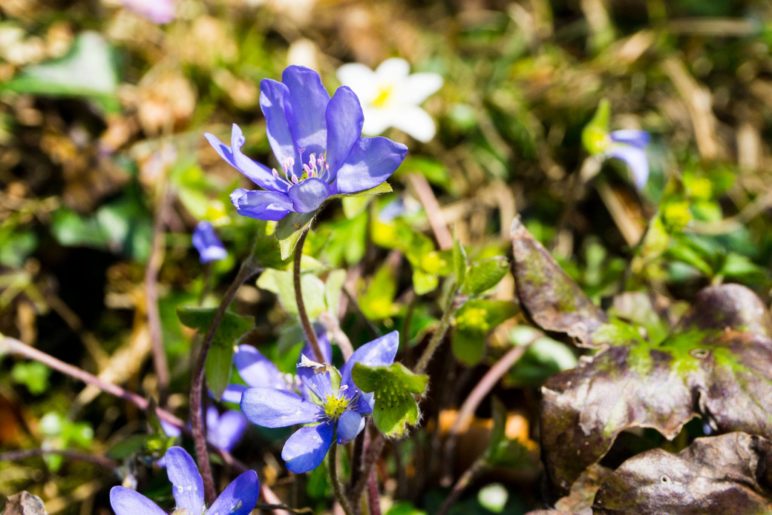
[[593, 432, 772, 514], [541, 284, 772, 493], [510, 218, 606, 347]]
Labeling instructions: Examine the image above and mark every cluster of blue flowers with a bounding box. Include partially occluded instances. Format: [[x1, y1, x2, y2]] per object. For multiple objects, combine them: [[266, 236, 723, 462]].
[[114, 64, 651, 514]]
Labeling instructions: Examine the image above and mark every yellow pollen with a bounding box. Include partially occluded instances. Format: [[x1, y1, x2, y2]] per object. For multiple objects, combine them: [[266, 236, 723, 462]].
[[372, 85, 394, 108], [323, 395, 349, 420]]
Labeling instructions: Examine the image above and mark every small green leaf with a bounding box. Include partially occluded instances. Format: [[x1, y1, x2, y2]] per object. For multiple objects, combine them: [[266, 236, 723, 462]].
[[352, 362, 429, 438], [412, 269, 438, 295], [275, 211, 316, 259], [341, 182, 393, 219], [359, 265, 399, 320], [256, 269, 326, 318], [452, 239, 468, 286], [582, 99, 611, 155], [177, 306, 252, 399], [11, 362, 50, 395], [452, 300, 517, 365], [461, 256, 509, 296]]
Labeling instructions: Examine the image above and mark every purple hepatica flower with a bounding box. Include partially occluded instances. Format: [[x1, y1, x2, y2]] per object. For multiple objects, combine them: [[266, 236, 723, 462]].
[[205, 407, 248, 452], [120, 0, 175, 24], [240, 331, 399, 473], [204, 66, 408, 221], [192, 221, 227, 264], [110, 446, 258, 515], [605, 130, 651, 190]]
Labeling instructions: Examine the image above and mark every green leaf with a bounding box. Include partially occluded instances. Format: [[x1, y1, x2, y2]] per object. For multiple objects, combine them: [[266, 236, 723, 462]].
[[461, 256, 509, 296], [582, 99, 611, 155], [11, 362, 50, 395], [177, 306, 252, 399], [352, 362, 429, 438], [452, 239, 468, 286], [252, 220, 287, 269], [359, 265, 399, 320], [0, 228, 37, 268], [2, 32, 119, 112], [275, 211, 316, 259], [452, 300, 517, 365], [412, 269, 438, 295], [257, 269, 326, 318], [477, 484, 508, 513], [341, 182, 393, 219]]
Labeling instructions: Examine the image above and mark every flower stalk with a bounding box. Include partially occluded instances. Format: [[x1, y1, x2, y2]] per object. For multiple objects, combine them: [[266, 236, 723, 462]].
[[329, 442, 356, 515], [189, 244, 261, 504], [293, 225, 327, 363]]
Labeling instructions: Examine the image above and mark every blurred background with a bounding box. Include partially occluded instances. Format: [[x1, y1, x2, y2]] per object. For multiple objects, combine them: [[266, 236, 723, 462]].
[[0, 0, 770, 513]]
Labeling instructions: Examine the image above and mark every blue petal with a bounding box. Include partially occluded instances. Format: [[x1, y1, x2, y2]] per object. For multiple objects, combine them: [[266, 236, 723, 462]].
[[240, 387, 322, 428], [204, 127, 287, 192], [206, 470, 260, 515], [222, 384, 246, 404], [110, 487, 166, 515], [281, 422, 334, 473], [230, 188, 293, 221], [297, 367, 333, 404], [260, 79, 299, 172], [607, 144, 649, 190], [161, 419, 182, 438], [287, 178, 331, 213], [192, 221, 227, 264], [163, 446, 205, 514], [334, 137, 407, 194], [234, 345, 287, 390], [341, 331, 399, 386], [208, 410, 248, 451], [337, 410, 364, 443], [282, 66, 330, 157], [610, 129, 650, 150], [326, 86, 363, 173]]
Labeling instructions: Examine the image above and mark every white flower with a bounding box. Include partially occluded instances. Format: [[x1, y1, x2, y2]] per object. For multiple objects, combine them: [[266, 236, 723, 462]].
[[337, 58, 443, 143]]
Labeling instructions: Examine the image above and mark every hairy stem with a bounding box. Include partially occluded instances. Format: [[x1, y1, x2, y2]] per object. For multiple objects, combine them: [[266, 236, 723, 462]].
[[329, 442, 356, 515], [350, 432, 385, 507], [366, 470, 382, 515], [414, 288, 459, 374], [189, 252, 260, 504], [293, 226, 326, 363]]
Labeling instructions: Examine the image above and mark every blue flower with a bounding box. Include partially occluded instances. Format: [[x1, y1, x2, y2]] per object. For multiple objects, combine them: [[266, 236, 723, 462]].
[[205, 66, 408, 221], [238, 331, 399, 473], [160, 407, 247, 452], [605, 130, 651, 190], [192, 221, 227, 264], [110, 446, 259, 515]]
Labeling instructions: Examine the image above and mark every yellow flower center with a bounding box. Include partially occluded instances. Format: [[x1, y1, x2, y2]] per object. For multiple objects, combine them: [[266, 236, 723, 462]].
[[372, 85, 394, 108], [323, 394, 349, 420]]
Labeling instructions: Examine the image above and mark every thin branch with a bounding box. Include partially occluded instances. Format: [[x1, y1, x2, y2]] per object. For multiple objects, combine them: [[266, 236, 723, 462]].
[[442, 342, 531, 483], [145, 184, 174, 403], [414, 289, 459, 374], [0, 448, 118, 470], [329, 442, 355, 515], [294, 226, 326, 363], [190, 253, 260, 504], [406, 173, 452, 250], [435, 457, 487, 515]]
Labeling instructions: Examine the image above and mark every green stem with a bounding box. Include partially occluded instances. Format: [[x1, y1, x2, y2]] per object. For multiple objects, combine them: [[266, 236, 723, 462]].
[[293, 226, 326, 363], [414, 288, 459, 374], [329, 442, 356, 515]]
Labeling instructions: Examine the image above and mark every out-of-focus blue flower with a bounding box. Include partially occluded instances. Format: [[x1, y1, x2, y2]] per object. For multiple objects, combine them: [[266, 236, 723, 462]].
[[239, 331, 398, 473], [605, 130, 651, 190], [192, 221, 227, 264], [205, 66, 408, 221], [110, 446, 259, 515], [160, 407, 247, 453], [120, 0, 175, 24]]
